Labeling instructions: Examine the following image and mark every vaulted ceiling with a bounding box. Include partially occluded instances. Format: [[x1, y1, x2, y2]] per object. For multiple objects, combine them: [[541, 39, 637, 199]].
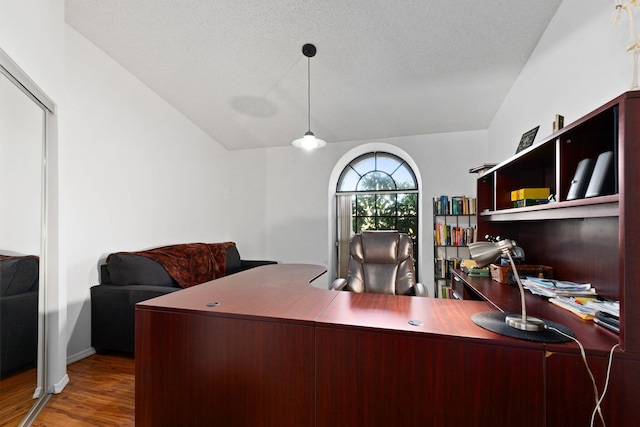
[[65, 1, 562, 150]]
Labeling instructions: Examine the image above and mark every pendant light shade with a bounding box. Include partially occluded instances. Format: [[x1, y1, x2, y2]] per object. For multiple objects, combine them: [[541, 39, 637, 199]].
[[292, 44, 326, 150], [292, 131, 326, 150]]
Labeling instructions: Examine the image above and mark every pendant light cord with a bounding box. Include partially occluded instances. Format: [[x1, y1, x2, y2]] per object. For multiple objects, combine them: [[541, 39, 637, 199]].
[[292, 43, 325, 149], [307, 56, 311, 133]]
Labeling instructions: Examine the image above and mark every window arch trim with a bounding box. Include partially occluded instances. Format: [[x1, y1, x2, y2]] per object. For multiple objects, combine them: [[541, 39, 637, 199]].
[[336, 152, 418, 193]]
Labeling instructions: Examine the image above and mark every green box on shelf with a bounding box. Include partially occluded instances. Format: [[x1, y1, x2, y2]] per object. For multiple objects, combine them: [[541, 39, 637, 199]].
[[513, 198, 549, 208]]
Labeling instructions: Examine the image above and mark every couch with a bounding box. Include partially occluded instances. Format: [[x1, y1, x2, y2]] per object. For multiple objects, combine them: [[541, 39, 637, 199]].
[[90, 242, 276, 354], [1, 255, 39, 377]]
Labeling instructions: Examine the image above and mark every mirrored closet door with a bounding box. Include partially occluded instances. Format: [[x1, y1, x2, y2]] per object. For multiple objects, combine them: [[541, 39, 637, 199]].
[[0, 51, 50, 426]]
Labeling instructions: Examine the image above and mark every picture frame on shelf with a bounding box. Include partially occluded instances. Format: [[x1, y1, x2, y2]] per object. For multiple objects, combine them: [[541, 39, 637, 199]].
[[516, 126, 539, 153]]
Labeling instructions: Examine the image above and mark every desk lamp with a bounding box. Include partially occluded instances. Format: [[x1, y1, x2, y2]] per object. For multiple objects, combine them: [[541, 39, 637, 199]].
[[468, 239, 574, 342]]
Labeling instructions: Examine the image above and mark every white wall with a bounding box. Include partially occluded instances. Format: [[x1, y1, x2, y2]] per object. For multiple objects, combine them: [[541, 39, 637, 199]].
[[0, 0, 64, 103], [229, 130, 487, 290], [61, 27, 231, 360], [488, 0, 631, 159]]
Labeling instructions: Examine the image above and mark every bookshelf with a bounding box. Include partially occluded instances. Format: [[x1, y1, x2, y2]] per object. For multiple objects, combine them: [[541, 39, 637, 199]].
[[475, 91, 640, 355], [433, 196, 476, 298]]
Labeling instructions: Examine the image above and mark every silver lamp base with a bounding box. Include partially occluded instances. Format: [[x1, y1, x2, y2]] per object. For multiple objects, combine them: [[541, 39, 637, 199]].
[[505, 314, 547, 331]]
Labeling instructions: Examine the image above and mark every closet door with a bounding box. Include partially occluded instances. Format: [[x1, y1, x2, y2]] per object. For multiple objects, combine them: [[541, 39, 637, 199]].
[[0, 61, 47, 425]]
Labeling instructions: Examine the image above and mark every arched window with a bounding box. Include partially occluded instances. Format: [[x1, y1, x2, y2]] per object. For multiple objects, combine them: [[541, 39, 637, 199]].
[[335, 152, 419, 278]]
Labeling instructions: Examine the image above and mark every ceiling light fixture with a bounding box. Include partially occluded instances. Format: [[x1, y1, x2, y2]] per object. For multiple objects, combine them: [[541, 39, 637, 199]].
[[292, 43, 326, 150]]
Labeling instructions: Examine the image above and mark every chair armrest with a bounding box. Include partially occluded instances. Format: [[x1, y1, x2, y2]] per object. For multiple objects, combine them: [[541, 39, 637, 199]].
[[331, 278, 347, 291], [414, 282, 428, 297]]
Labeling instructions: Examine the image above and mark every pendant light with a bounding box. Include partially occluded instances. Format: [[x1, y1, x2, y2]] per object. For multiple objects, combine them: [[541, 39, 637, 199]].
[[292, 43, 326, 150]]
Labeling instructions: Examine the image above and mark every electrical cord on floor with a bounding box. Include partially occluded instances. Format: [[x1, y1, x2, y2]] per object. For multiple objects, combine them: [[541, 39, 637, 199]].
[[548, 326, 620, 427]]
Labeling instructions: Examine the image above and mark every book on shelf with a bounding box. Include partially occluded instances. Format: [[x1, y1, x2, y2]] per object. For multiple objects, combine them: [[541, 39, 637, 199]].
[[434, 257, 462, 279], [510, 188, 550, 202], [434, 223, 477, 246], [438, 283, 452, 299], [435, 257, 445, 279], [434, 195, 477, 216], [513, 198, 549, 208]]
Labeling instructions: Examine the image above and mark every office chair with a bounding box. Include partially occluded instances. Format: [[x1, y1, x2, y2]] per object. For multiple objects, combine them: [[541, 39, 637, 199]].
[[331, 231, 427, 297]]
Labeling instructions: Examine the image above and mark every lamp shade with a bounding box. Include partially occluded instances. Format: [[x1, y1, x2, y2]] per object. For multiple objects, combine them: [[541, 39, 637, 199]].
[[292, 131, 327, 150], [468, 241, 502, 268]]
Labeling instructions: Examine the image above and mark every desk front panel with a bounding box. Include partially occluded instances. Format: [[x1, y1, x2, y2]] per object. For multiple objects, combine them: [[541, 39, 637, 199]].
[[135, 308, 315, 427], [316, 326, 544, 427], [315, 292, 545, 427]]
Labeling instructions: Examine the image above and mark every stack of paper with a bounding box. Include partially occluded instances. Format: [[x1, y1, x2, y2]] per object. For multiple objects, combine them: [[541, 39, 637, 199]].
[[521, 277, 596, 298], [549, 296, 599, 320], [584, 299, 619, 317]]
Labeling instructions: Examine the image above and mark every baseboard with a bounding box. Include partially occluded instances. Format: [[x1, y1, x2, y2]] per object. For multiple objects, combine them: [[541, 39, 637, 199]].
[[32, 386, 43, 399], [67, 347, 96, 365], [49, 373, 69, 394]]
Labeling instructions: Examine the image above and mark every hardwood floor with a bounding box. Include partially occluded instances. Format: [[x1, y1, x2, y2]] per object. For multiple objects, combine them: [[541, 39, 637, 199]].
[[0, 368, 38, 426], [30, 353, 134, 427]]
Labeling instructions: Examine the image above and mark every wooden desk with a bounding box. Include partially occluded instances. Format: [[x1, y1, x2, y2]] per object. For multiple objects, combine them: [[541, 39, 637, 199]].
[[135, 264, 636, 427]]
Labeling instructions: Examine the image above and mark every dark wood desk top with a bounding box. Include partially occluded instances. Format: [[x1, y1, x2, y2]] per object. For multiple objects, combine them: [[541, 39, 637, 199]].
[[136, 264, 334, 325], [315, 291, 541, 349], [138, 264, 556, 351], [137, 264, 619, 355]]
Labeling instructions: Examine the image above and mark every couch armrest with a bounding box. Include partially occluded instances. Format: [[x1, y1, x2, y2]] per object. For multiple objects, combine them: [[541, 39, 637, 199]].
[[1, 291, 38, 375], [90, 284, 180, 354]]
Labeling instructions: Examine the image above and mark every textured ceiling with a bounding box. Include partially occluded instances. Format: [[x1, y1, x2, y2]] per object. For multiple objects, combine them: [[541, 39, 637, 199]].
[[64, 0, 562, 150]]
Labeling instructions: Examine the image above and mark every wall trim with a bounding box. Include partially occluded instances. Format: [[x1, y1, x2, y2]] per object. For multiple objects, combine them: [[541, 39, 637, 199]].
[[67, 347, 96, 365]]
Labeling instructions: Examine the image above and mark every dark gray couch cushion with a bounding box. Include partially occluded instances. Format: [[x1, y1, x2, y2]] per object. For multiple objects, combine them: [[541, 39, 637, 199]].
[[106, 253, 177, 287], [0, 256, 39, 296], [225, 245, 242, 275]]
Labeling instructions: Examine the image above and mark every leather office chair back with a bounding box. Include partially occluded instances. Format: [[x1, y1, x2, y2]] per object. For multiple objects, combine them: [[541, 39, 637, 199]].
[[333, 231, 425, 296]]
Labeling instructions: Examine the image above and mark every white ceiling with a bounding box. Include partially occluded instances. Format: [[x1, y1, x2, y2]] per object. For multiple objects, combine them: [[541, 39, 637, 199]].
[[64, 0, 562, 150]]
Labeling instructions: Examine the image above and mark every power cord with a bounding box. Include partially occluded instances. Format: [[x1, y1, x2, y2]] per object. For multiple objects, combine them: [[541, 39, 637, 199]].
[[548, 326, 620, 427]]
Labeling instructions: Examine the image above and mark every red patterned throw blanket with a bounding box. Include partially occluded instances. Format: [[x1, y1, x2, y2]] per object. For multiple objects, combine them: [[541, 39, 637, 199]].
[[120, 242, 234, 288]]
